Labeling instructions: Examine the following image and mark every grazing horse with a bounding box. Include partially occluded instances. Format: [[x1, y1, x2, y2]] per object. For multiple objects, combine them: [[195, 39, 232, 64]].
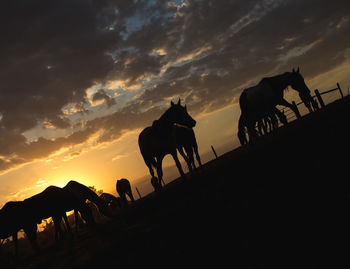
[[116, 178, 134, 205], [238, 68, 317, 143], [63, 180, 113, 230], [0, 201, 38, 257], [24, 186, 94, 244], [138, 100, 196, 187], [174, 124, 202, 173], [0, 186, 94, 256]]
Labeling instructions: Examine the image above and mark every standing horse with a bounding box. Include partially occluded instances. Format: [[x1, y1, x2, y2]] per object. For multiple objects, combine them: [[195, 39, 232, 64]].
[[138, 100, 196, 188], [238, 68, 317, 143], [173, 124, 202, 173]]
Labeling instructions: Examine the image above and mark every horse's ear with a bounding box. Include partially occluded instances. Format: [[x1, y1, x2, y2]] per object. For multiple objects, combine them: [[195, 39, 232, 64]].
[[177, 99, 181, 105], [297, 67, 300, 73], [171, 101, 174, 106], [292, 68, 296, 73]]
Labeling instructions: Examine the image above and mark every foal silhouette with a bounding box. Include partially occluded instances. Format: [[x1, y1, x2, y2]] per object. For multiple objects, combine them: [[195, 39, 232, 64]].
[[116, 178, 134, 205], [138, 100, 196, 188]]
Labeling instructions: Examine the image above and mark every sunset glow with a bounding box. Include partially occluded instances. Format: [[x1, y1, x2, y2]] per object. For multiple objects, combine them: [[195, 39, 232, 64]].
[[1, 0, 350, 208]]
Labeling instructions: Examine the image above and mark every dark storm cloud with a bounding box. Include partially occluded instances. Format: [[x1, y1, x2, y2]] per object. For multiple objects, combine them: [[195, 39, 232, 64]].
[[131, 0, 350, 112], [92, 89, 116, 107], [0, 0, 350, 173]]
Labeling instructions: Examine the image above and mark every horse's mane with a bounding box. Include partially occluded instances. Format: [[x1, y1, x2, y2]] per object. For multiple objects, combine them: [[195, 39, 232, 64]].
[[151, 106, 174, 135]]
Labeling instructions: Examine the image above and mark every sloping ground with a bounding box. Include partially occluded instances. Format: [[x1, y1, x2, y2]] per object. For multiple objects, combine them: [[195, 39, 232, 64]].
[[2, 96, 350, 268]]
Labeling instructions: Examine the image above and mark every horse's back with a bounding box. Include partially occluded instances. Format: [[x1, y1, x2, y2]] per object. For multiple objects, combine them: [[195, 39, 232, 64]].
[[25, 186, 77, 220], [64, 180, 97, 201], [240, 83, 276, 117]]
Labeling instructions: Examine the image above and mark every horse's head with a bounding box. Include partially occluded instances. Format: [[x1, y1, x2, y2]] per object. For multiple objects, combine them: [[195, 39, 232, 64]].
[[288, 68, 313, 105], [80, 203, 95, 226], [167, 99, 196, 128]]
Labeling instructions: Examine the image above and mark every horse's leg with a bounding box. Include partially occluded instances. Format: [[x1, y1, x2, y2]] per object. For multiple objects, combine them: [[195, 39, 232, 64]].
[[171, 151, 186, 179], [63, 213, 72, 235], [273, 107, 287, 125], [279, 98, 299, 118], [193, 144, 202, 168], [53, 216, 62, 241], [185, 145, 196, 171], [127, 191, 135, 202], [156, 155, 165, 186], [246, 120, 257, 143], [148, 164, 155, 178], [178, 146, 193, 173], [270, 113, 278, 131], [257, 119, 263, 136], [24, 224, 39, 252], [74, 210, 80, 233], [12, 232, 18, 257]]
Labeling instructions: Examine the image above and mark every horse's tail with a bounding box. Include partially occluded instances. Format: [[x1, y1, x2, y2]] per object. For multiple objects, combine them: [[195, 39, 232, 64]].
[[141, 152, 157, 169], [237, 114, 247, 146], [138, 127, 157, 169], [239, 90, 249, 113]]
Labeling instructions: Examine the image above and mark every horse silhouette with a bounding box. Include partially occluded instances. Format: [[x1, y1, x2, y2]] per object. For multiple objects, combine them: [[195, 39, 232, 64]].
[[138, 100, 196, 188], [238, 68, 317, 143], [0, 201, 38, 257], [63, 180, 113, 230], [174, 123, 202, 173], [24, 186, 94, 241], [0, 186, 94, 256], [116, 178, 134, 205]]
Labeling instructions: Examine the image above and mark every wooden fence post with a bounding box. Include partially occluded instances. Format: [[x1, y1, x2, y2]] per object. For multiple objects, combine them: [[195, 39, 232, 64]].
[[337, 82, 344, 98], [292, 101, 301, 119], [314, 89, 325, 108], [211, 145, 218, 159]]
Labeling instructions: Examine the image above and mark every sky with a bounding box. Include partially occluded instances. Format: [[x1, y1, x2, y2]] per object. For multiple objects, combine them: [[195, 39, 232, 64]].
[[1, 0, 350, 206]]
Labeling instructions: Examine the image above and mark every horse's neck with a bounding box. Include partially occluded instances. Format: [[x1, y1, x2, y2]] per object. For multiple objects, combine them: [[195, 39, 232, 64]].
[[262, 73, 290, 94], [82, 188, 103, 206], [153, 112, 174, 136]]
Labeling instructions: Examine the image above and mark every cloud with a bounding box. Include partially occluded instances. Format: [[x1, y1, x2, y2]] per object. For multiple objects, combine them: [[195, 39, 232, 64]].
[[92, 89, 116, 107], [112, 153, 128, 161]]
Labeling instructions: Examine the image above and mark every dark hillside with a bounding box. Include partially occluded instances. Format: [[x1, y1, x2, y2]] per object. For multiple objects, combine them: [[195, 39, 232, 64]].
[[2, 96, 350, 268]]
